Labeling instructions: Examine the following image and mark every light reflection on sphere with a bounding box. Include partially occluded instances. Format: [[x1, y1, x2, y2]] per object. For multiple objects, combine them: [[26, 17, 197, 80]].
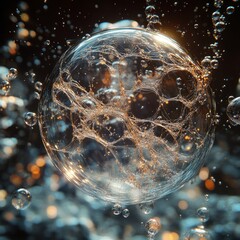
[[38, 28, 215, 205]]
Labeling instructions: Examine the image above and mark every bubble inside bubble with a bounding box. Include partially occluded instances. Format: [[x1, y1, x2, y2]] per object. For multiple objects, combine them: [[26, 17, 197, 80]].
[[38, 28, 215, 205], [11, 188, 32, 210]]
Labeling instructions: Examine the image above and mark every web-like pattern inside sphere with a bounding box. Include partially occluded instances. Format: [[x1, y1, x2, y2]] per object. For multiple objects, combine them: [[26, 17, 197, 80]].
[[38, 28, 215, 205]]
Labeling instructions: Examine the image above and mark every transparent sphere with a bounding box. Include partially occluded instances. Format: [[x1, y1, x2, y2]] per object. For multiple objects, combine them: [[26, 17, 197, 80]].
[[11, 188, 32, 210], [184, 227, 213, 240], [227, 96, 240, 125], [38, 28, 215, 204]]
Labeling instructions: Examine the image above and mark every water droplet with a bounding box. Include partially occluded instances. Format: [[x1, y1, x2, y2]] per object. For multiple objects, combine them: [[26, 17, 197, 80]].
[[0, 79, 10, 95], [7, 68, 18, 80], [122, 208, 130, 218], [11, 188, 32, 210], [145, 217, 161, 238], [112, 203, 122, 215], [139, 201, 154, 214], [211, 59, 219, 69], [184, 226, 212, 240], [23, 112, 37, 126], [226, 6, 235, 14], [34, 81, 43, 92], [194, 23, 199, 29], [227, 97, 240, 125], [197, 207, 210, 222]]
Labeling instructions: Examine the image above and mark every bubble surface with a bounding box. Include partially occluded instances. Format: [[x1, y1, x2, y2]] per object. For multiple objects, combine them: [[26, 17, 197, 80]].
[[11, 188, 32, 210], [226, 96, 240, 125], [38, 28, 215, 204], [24, 112, 37, 126], [197, 207, 209, 222], [184, 227, 212, 240]]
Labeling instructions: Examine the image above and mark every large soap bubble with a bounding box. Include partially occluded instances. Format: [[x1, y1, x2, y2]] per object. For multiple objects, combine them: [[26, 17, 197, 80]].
[[38, 28, 215, 205]]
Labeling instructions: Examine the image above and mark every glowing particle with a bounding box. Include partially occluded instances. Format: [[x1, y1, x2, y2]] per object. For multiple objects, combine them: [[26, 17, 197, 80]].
[[11, 188, 32, 210]]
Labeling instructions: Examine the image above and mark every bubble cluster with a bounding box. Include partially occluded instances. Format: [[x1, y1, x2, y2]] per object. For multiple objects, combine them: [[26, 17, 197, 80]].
[[11, 188, 32, 210], [38, 28, 215, 205]]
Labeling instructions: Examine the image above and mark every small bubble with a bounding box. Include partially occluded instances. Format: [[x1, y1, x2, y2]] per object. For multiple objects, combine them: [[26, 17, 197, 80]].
[[205, 194, 209, 202], [145, 217, 161, 238], [0, 79, 10, 95], [212, 11, 221, 24], [11, 188, 32, 210], [194, 23, 199, 29], [227, 97, 240, 125], [44, 39, 50, 45], [214, 0, 224, 8], [35, 81, 43, 92], [33, 91, 41, 100], [197, 207, 210, 222], [122, 208, 130, 218], [211, 59, 219, 69], [201, 57, 211, 69], [184, 227, 212, 240], [139, 201, 154, 214], [226, 6, 235, 14], [7, 68, 18, 80], [23, 112, 37, 126], [215, 21, 225, 33], [112, 203, 122, 215], [228, 96, 234, 103], [145, 5, 156, 15]]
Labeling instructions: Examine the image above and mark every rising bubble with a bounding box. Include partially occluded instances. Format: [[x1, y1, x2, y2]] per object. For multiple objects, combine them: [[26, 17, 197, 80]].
[[11, 188, 32, 210], [184, 227, 212, 240], [112, 203, 122, 215], [226, 6, 235, 15], [197, 207, 209, 223], [145, 217, 161, 239], [226, 97, 240, 125], [24, 112, 37, 126]]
